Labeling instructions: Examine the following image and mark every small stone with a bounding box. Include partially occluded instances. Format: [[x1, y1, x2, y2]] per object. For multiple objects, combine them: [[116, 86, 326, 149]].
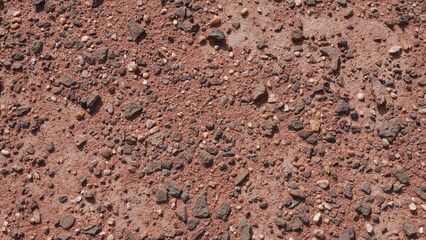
[[377, 118, 401, 142], [234, 171, 249, 186], [206, 29, 226, 43], [336, 99, 350, 114], [193, 194, 209, 218], [100, 148, 112, 158], [127, 21, 145, 41], [29, 208, 41, 224], [314, 229, 325, 239], [216, 202, 231, 220], [355, 201, 371, 216], [238, 218, 252, 240], [320, 46, 340, 71], [366, 223, 374, 234], [155, 189, 168, 203], [402, 222, 417, 237], [165, 181, 182, 197], [357, 93, 365, 101], [252, 82, 267, 102], [313, 213, 322, 223], [95, 47, 108, 64], [408, 203, 416, 211], [81, 224, 101, 236], [316, 180, 329, 189], [389, 46, 401, 54], [74, 135, 86, 147], [361, 182, 371, 194], [59, 215, 76, 229], [340, 227, 355, 240], [175, 207, 187, 222], [127, 61, 138, 72], [393, 165, 409, 184], [125, 100, 142, 119], [310, 120, 321, 132]]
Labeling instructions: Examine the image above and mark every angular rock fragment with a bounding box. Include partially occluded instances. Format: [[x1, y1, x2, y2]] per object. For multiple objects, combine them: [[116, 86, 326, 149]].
[[216, 202, 231, 220], [252, 82, 266, 102], [377, 118, 401, 142], [393, 166, 409, 184], [320, 46, 340, 71], [127, 21, 145, 41], [59, 215, 76, 229], [125, 100, 142, 119], [234, 171, 249, 186], [238, 218, 252, 240], [340, 227, 355, 240], [193, 194, 209, 218], [206, 29, 226, 43], [371, 76, 386, 106]]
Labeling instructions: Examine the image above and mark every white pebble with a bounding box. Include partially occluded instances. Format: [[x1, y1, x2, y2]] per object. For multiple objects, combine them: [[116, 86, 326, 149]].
[[366, 223, 374, 233], [357, 93, 365, 101], [409, 203, 417, 211]]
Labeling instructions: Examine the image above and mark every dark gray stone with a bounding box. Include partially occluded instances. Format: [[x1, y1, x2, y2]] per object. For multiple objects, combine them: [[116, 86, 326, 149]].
[[127, 21, 145, 41], [59, 215, 75, 229], [199, 150, 213, 167], [125, 100, 142, 119], [95, 47, 108, 64], [402, 222, 416, 237], [393, 166, 409, 184], [155, 189, 168, 203], [287, 119, 304, 131], [216, 202, 231, 220], [377, 118, 401, 142], [61, 75, 76, 87], [81, 224, 101, 236], [336, 99, 350, 114], [339, 227, 355, 240], [354, 201, 371, 216], [206, 29, 226, 43], [165, 181, 182, 197], [193, 194, 209, 218]]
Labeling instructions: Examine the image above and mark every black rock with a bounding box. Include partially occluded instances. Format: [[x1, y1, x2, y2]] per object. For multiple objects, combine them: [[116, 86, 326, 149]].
[[206, 29, 226, 43]]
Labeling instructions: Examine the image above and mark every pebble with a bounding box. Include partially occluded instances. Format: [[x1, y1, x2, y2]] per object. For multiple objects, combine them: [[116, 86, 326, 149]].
[[316, 180, 329, 189], [389, 46, 401, 54], [127, 61, 138, 72]]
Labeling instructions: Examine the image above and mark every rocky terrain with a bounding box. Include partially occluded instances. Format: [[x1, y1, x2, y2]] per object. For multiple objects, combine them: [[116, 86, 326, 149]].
[[0, 0, 425, 239]]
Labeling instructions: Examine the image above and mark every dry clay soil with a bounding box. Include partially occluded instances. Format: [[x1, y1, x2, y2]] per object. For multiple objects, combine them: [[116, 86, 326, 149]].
[[0, 0, 426, 240]]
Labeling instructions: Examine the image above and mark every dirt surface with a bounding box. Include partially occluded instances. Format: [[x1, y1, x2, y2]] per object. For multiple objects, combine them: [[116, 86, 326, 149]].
[[0, 0, 425, 240]]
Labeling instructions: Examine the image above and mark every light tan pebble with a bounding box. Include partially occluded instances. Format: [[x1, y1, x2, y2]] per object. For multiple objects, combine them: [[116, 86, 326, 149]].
[[316, 180, 329, 189], [389, 46, 401, 54], [209, 16, 221, 26], [366, 223, 374, 233], [241, 8, 248, 15], [381, 138, 390, 148], [310, 120, 321, 132], [127, 61, 138, 72]]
